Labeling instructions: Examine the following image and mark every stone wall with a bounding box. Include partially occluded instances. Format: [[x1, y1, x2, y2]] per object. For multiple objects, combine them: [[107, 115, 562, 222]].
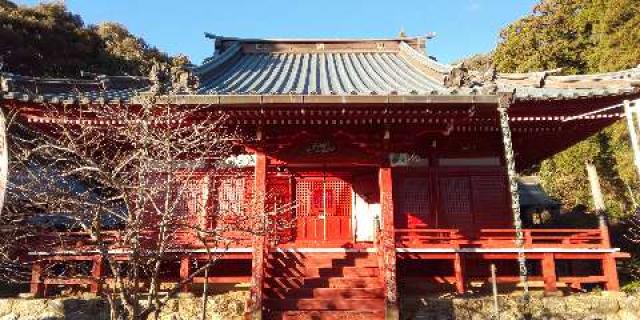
[[1, 291, 639, 320], [0, 291, 247, 320], [403, 292, 640, 320]]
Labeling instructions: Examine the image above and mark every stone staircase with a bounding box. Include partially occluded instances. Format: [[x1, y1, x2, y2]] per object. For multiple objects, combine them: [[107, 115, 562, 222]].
[[264, 252, 385, 320]]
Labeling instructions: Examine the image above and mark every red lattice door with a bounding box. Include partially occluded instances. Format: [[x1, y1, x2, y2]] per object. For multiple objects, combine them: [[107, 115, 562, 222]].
[[268, 177, 293, 243], [439, 176, 474, 235], [395, 177, 432, 229], [295, 177, 352, 241], [211, 175, 253, 240]]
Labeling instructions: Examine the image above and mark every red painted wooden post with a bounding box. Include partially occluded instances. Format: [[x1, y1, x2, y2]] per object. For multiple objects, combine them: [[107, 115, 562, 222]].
[[453, 253, 466, 294], [247, 151, 267, 320], [180, 257, 190, 293], [30, 261, 44, 297], [90, 256, 103, 294], [379, 166, 399, 320], [603, 254, 620, 291], [541, 253, 557, 293]]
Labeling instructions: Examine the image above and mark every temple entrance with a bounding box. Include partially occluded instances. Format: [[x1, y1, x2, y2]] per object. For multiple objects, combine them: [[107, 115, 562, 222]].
[[295, 175, 352, 242]]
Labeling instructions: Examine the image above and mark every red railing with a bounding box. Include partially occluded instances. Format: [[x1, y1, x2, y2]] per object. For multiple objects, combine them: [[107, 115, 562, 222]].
[[35, 229, 254, 252], [395, 229, 462, 247], [476, 229, 605, 248], [395, 228, 606, 248]]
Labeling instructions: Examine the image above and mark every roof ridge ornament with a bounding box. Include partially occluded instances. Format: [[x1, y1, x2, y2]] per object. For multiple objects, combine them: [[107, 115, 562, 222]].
[[444, 62, 498, 94], [148, 60, 199, 95]]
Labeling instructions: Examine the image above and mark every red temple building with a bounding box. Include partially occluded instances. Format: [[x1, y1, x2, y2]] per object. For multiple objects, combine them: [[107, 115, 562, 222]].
[[2, 34, 640, 319]]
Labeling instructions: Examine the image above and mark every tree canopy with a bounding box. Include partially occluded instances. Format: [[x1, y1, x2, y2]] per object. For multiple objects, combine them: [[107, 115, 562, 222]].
[[0, 1, 171, 77], [492, 0, 640, 218]]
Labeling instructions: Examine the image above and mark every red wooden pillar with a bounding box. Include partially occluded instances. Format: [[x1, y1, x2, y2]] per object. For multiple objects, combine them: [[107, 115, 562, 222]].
[[247, 151, 267, 320], [30, 261, 44, 297], [603, 254, 620, 291], [179, 257, 190, 293], [453, 253, 465, 294], [379, 166, 399, 320], [90, 256, 103, 294], [542, 253, 557, 293], [598, 209, 619, 291]]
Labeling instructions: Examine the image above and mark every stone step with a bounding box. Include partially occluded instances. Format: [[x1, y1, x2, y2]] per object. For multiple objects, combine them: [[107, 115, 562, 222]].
[[265, 277, 381, 289], [265, 287, 385, 299], [267, 298, 385, 311], [268, 310, 385, 320], [268, 266, 379, 278], [268, 257, 378, 269]]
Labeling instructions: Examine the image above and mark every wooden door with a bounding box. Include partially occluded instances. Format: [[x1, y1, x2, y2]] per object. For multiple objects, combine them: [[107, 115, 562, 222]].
[[295, 177, 352, 241], [439, 176, 474, 234], [395, 177, 432, 229]]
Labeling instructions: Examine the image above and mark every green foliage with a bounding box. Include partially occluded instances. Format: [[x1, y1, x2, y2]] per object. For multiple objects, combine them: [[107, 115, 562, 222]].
[[0, 1, 172, 77], [493, 0, 640, 219], [621, 279, 640, 295]]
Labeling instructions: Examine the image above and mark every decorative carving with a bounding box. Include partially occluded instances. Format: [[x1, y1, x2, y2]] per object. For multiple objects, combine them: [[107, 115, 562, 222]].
[[444, 64, 468, 88], [148, 61, 170, 94], [170, 64, 199, 94], [305, 141, 336, 154], [444, 62, 498, 93], [148, 61, 199, 95], [389, 153, 429, 167]]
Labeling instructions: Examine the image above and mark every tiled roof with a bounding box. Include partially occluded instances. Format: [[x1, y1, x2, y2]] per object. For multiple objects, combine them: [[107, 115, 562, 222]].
[[1, 35, 639, 104], [1, 73, 149, 104], [194, 41, 447, 95], [497, 67, 640, 100], [187, 36, 640, 100]]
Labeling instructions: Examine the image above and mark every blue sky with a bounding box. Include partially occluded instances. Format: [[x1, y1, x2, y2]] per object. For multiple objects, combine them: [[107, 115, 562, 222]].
[[15, 0, 538, 65]]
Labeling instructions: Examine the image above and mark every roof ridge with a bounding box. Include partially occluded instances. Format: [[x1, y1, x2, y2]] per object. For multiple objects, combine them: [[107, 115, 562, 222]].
[[193, 42, 242, 76], [396, 41, 452, 86], [398, 42, 452, 74], [204, 33, 427, 43]]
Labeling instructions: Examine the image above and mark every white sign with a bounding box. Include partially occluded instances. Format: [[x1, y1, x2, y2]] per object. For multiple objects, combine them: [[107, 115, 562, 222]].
[[389, 153, 429, 167], [219, 154, 256, 168]]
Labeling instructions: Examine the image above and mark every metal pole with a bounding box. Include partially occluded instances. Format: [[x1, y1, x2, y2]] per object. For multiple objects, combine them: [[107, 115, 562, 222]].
[[624, 100, 640, 179], [497, 94, 530, 300], [0, 109, 7, 214]]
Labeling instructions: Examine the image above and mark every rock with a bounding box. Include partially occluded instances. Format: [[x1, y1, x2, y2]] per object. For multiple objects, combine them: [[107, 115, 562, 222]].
[[37, 311, 62, 320], [11, 299, 47, 319], [617, 310, 640, 320], [594, 297, 621, 314], [620, 297, 640, 314], [0, 314, 17, 320], [564, 295, 594, 316], [0, 300, 13, 317], [544, 297, 568, 316]]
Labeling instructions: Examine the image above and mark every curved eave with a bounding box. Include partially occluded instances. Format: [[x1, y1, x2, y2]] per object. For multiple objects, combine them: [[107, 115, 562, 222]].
[[511, 87, 640, 102], [137, 93, 501, 106], [2, 91, 135, 105]]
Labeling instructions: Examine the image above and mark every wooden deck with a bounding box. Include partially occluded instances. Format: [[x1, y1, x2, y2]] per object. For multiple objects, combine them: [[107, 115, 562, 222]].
[[27, 227, 627, 310]]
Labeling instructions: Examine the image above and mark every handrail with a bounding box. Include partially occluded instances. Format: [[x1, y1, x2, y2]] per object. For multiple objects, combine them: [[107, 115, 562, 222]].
[[395, 228, 606, 248]]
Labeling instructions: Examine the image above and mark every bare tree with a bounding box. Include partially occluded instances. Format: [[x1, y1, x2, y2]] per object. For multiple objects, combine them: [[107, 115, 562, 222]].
[[4, 80, 294, 319]]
